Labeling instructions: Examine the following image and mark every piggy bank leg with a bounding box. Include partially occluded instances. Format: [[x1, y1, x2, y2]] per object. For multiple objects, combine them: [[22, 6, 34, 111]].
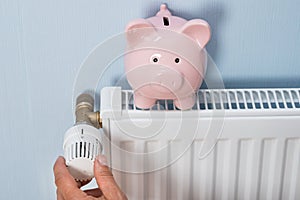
[[134, 92, 156, 109], [174, 94, 196, 110]]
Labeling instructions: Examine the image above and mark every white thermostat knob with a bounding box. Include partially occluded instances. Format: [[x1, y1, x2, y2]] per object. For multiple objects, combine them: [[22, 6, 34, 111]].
[[63, 124, 102, 181]]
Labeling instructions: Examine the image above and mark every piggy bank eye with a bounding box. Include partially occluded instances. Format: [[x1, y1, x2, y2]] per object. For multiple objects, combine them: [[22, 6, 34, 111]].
[[150, 54, 161, 63], [175, 58, 180, 63]]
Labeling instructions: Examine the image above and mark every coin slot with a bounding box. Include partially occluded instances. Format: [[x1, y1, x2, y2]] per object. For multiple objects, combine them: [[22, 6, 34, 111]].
[[163, 17, 169, 26]]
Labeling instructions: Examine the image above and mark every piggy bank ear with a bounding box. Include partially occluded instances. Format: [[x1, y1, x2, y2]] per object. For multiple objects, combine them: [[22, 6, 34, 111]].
[[126, 19, 156, 45], [180, 19, 211, 48]]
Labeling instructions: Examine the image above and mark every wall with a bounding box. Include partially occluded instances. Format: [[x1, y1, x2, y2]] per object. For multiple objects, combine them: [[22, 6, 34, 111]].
[[0, 0, 299, 199]]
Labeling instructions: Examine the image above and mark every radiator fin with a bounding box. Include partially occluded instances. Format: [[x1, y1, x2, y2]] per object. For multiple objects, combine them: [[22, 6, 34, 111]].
[[110, 138, 300, 200]]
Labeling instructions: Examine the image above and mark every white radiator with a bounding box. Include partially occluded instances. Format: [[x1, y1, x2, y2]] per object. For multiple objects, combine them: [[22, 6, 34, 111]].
[[100, 87, 300, 200]]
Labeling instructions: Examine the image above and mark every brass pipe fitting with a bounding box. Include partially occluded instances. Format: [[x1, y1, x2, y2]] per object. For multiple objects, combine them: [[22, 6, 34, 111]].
[[87, 111, 102, 129], [75, 93, 102, 129]]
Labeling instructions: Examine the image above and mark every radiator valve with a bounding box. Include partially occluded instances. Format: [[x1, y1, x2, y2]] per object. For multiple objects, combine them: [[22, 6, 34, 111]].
[[63, 93, 103, 182]]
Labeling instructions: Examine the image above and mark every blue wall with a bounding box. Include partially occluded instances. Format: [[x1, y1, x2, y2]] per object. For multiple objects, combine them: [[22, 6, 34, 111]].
[[0, 0, 299, 199]]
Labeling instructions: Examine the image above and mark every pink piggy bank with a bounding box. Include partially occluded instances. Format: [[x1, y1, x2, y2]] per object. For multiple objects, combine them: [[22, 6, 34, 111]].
[[125, 4, 211, 110]]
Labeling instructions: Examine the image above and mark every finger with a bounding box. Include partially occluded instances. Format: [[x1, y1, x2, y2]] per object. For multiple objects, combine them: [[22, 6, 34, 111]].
[[53, 156, 87, 199], [84, 188, 103, 197], [56, 189, 64, 200], [53, 156, 78, 188], [94, 155, 127, 200]]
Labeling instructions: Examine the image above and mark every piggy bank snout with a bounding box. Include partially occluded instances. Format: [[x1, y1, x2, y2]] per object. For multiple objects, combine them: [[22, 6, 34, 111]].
[[153, 67, 183, 91], [126, 65, 184, 92]]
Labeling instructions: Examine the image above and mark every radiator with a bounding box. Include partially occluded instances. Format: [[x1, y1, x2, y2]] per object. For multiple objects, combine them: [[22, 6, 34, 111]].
[[100, 87, 300, 200]]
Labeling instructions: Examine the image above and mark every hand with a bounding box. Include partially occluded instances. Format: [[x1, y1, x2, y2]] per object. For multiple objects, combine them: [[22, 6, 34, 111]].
[[53, 156, 127, 200]]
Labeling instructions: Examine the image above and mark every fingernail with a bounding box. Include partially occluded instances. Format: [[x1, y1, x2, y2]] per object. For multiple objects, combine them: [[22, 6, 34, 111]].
[[96, 155, 108, 166]]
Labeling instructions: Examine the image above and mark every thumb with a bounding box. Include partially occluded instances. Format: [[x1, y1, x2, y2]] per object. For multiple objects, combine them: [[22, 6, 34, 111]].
[[94, 155, 127, 200]]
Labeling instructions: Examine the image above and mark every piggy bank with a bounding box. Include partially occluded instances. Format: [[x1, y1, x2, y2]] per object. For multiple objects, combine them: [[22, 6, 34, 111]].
[[125, 4, 211, 110]]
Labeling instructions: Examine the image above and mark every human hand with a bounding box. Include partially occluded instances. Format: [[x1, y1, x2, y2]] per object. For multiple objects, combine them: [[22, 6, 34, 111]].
[[53, 155, 127, 200]]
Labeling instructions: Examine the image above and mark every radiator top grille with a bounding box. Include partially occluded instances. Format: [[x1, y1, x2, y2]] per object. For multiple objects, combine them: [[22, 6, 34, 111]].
[[121, 88, 300, 111]]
